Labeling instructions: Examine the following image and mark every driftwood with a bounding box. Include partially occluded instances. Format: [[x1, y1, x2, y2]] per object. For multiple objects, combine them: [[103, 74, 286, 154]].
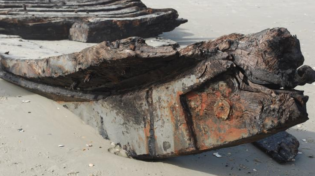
[[0, 28, 314, 159], [0, 0, 187, 42], [253, 131, 299, 163]]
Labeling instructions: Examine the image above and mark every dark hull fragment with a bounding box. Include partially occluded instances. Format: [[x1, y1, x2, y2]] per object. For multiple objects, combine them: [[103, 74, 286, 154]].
[[253, 131, 299, 163], [0, 28, 314, 159], [0, 0, 187, 42]]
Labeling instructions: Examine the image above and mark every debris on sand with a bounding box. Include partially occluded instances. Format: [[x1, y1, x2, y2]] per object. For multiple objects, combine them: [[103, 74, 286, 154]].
[[86, 144, 93, 147], [213, 152, 222, 158], [108, 142, 130, 158]]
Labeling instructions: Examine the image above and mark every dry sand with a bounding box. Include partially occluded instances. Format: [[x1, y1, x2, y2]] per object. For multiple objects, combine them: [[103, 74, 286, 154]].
[[0, 0, 315, 175]]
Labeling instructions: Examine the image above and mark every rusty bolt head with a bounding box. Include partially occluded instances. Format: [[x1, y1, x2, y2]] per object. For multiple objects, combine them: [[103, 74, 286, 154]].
[[214, 99, 230, 120]]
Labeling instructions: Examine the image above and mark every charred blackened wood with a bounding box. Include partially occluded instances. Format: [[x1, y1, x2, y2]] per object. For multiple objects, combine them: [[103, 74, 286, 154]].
[[253, 131, 299, 163], [0, 0, 187, 43], [180, 28, 314, 89], [1, 28, 313, 96], [0, 28, 314, 159], [0, 37, 190, 95]]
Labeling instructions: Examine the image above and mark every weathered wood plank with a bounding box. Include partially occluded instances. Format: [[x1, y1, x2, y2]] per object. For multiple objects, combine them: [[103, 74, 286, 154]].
[[0, 0, 187, 42], [1, 28, 314, 95]]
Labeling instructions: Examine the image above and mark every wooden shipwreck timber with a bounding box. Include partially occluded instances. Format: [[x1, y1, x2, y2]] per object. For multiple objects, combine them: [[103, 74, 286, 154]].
[[0, 28, 314, 159], [0, 0, 187, 42]]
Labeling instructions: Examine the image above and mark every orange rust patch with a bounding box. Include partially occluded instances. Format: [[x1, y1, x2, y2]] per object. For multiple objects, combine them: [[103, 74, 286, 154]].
[[184, 83, 252, 150], [222, 127, 248, 142], [214, 99, 230, 120], [230, 103, 244, 119], [197, 117, 249, 150], [167, 91, 195, 154], [143, 120, 151, 154], [200, 93, 208, 116]]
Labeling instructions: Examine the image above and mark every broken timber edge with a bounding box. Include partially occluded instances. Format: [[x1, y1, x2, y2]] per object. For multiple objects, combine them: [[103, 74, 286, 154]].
[[0, 28, 314, 159], [0, 0, 187, 43], [253, 131, 300, 163]]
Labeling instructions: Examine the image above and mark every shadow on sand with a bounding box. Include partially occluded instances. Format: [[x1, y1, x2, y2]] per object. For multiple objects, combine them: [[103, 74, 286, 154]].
[[160, 27, 214, 46], [159, 129, 315, 176], [0, 79, 33, 97]]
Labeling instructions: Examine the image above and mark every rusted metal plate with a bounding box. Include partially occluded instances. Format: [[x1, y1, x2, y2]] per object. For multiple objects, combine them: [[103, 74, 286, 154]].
[[0, 0, 187, 42], [0, 28, 314, 159], [60, 64, 309, 159], [184, 73, 308, 151]]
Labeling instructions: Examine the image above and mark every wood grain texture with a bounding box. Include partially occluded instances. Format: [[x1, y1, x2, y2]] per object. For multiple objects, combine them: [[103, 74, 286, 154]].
[[0, 0, 187, 42], [1, 28, 314, 96], [0, 28, 314, 159]]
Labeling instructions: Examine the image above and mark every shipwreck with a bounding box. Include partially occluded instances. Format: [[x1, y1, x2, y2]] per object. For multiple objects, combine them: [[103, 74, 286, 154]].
[[0, 27, 314, 160], [0, 0, 187, 42], [0, 0, 314, 163]]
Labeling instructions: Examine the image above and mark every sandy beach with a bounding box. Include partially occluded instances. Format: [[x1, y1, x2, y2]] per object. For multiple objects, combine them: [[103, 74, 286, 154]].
[[0, 0, 314, 175]]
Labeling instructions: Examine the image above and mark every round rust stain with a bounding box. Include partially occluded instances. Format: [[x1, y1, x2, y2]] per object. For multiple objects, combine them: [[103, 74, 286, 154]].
[[214, 99, 230, 120]]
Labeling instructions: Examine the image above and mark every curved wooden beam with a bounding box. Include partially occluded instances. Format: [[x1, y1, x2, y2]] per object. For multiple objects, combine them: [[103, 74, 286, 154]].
[[0, 28, 313, 159], [0, 0, 187, 42]]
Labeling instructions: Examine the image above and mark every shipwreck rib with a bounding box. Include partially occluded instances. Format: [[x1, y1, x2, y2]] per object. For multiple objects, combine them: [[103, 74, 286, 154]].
[[0, 0, 187, 42], [0, 28, 314, 159]]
